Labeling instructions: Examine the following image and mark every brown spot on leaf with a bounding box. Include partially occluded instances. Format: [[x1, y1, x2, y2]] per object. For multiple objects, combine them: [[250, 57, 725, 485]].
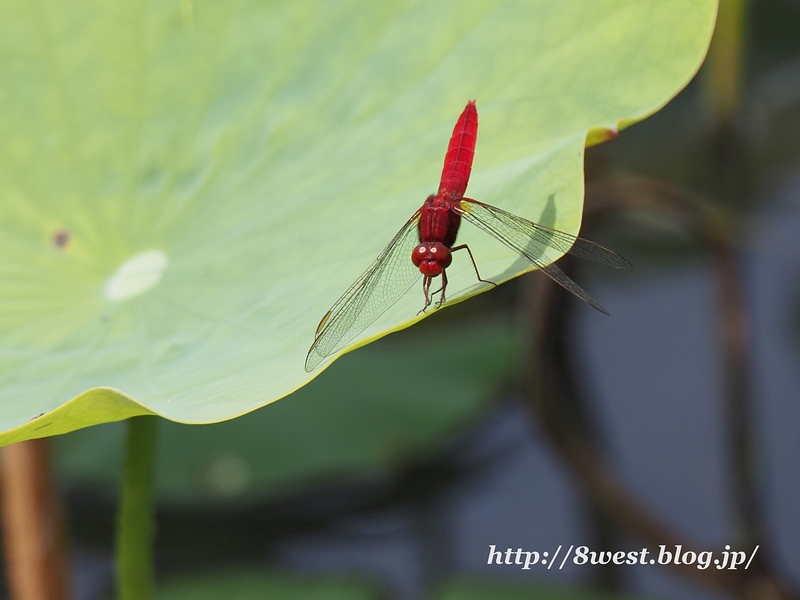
[[52, 228, 70, 249]]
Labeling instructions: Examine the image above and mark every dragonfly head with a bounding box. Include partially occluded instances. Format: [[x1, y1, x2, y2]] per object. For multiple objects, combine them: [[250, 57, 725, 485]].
[[412, 242, 452, 277]]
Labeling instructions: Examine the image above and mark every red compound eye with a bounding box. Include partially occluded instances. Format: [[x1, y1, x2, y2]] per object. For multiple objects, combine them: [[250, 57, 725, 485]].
[[411, 244, 427, 268], [411, 243, 452, 275], [428, 243, 452, 268]]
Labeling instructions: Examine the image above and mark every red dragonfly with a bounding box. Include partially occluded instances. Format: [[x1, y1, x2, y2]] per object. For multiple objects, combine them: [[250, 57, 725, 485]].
[[305, 100, 632, 371]]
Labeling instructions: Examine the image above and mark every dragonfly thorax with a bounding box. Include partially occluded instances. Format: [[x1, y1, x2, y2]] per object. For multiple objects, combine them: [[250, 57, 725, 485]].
[[419, 194, 462, 247], [412, 242, 452, 277]]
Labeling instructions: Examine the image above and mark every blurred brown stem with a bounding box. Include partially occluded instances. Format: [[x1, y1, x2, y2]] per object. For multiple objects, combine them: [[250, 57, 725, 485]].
[[588, 177, 767, 558], [525, 256, 745, 594], [522, 176, 796, 599], [1, 439, 71, 600]]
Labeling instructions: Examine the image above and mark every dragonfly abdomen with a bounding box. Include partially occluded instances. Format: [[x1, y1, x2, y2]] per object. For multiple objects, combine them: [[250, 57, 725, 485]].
[[438, 100, 477, 198]]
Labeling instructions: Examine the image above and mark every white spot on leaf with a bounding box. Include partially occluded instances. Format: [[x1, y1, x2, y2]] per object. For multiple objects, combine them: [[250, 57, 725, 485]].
[[105, 250, 168, 302]]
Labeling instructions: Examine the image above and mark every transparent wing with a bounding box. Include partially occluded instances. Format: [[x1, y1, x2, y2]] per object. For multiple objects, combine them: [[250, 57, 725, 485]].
[[305, 211, 422, 371], [458, 198, 633, 314]]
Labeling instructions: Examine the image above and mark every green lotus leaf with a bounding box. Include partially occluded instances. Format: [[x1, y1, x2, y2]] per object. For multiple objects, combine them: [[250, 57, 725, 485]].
[[156, 570, 378, 600], [54, 315, 520, 501], [434, 577, 642, 599], [155, 571, 638, 600], [0, 0, 716, 443]]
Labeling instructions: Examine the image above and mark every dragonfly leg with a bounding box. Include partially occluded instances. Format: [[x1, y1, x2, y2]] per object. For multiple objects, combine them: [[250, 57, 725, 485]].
[[418, 276, 434, 315], [451, 244, 498, 288], [434, 270, 449, 308]]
